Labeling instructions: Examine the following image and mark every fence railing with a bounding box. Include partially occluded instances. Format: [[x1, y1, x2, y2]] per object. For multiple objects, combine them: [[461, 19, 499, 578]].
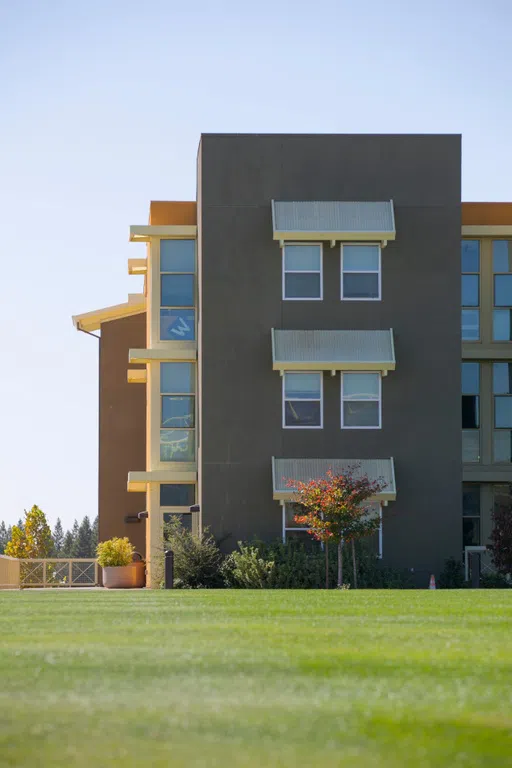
[[20, 559, 99, 588], [0, 557, 99, 588], [0, 555, 21, 589]]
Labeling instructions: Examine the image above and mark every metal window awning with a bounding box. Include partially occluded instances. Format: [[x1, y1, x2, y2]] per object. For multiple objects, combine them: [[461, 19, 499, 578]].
[[272, 457, 396, 502], [271, 329, 395, 374], [271, 200, 395, 245]]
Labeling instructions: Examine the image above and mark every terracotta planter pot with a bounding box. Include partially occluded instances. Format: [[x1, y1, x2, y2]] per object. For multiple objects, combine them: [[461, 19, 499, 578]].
[[102, 562, 146, 589]]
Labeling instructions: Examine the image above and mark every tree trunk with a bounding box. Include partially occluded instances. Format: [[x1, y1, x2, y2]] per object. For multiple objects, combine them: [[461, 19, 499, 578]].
[[337, 540, 343, 587], [325, 541, 329, 589], [351, 539, 358, 589]]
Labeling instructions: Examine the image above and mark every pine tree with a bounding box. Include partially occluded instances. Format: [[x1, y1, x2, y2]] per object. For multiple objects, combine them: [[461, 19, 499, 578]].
[[70, 521, 80, 557], [61, 530, 74, 557], [53, 519, 64, 557], [0, 521, 8, 554], [74, 516, 94, 557], [92, 516, 99, 550]]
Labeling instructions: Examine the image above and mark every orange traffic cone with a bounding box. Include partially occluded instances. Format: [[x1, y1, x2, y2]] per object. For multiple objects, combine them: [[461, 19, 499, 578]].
[[429, 574, 436, 590]]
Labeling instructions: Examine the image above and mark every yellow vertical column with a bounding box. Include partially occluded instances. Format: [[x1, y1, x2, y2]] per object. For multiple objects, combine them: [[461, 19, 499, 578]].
[[146, 483, 163, 587], [145, 237, 164, 587]]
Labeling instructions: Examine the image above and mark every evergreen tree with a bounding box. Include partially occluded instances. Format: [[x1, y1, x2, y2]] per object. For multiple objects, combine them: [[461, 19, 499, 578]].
[[61, 530, 74, 558], [0, 521, 8, 554], [53, 518, 64, 557], [2, 514, 100, 560], [70, 520, 80, 557], [74, 516, 94, 557]]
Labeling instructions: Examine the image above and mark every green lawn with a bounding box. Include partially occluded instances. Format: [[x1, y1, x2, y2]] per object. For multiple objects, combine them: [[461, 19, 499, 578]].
[[1, 591, 511, 768]]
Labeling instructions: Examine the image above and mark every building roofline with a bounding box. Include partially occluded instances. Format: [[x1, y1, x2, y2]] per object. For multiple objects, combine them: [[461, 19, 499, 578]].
[[72, 295, 145, 333], [462, 202, 512, 226]]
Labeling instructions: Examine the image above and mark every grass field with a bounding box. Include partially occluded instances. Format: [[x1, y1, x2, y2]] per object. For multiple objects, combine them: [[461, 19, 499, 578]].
[[1, 590, 511, 768]]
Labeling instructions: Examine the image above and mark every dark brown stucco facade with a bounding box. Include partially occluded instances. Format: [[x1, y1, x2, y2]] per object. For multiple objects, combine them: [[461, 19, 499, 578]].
[[98, 312, 147, 554], [198, 134, 462, 583]]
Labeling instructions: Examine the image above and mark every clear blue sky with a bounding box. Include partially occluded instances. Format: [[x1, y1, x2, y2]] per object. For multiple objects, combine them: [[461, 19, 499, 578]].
[[0, 0, 511, 530]]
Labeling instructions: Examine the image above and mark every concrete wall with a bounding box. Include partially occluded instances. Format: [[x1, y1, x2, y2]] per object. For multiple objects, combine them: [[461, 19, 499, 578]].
[[198, 134, 462, 579], [99, 313, 147, 554]]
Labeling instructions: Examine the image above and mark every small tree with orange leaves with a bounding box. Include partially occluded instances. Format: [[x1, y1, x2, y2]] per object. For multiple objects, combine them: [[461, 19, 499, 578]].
[[289, 467, 386, 588]]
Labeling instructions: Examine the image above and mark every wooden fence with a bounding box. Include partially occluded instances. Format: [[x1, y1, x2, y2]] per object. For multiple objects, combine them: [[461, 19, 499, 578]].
[[0, 555, 20, 589], [0, 556, 99, 588]]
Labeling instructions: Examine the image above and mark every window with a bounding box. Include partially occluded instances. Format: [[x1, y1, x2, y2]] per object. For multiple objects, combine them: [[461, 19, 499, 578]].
[[160, 484, 195, 507], [341, 372, 381, 429], [462, 362, 480, 463], [461, 241, 480, 341], [160, 362, 195, 462], [283, 372, 322, 428], [363, 502, 383, 558], [160, 239, 195, 341], [282, 503, 313, 544], [493, 362, 512, 462], [462, 484, 480, 547], [283, 244, 322, 300], [163, 512, 193, 532], [341, 244, 381, 300], [493, 241, 512, 341]]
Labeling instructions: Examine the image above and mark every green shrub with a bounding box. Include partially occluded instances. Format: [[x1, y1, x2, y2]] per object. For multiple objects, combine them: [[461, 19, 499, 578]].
[[164, 520, 223, 588], [438, 557, 466, 589], [255, 538, 328, 589], [222, 544, 275, 588], [96, 537, 135, 568], [480, 572, 512, 589], [223, 538, 414, 590]]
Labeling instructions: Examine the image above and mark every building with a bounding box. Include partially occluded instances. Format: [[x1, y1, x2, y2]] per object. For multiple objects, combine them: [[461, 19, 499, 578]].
[[72, 133, 512, 587]]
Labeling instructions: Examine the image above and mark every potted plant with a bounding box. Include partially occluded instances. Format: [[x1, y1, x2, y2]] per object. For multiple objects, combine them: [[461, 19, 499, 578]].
[[96, 537, 146, 588]]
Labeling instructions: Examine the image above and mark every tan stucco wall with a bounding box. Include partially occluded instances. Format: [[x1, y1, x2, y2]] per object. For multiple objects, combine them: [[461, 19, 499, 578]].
[[462, 203, 512, 226], [149, 201, 197, 226]]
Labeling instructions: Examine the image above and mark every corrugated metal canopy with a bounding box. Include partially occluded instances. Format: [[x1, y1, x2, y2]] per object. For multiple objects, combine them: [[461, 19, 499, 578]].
[[272, 457, 396, 502], [272, 329, 395, 372], [272, 200, 395, 242]]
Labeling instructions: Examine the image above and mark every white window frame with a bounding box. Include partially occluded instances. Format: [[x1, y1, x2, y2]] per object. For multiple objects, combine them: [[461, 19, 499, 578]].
[[340, 243, 381, 301], [282, 503, 312, 543], [282, 242, 323, 301], [364, 502, 383, 559], [282, 371, 323, 430], [340, 372, 382, 430]]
